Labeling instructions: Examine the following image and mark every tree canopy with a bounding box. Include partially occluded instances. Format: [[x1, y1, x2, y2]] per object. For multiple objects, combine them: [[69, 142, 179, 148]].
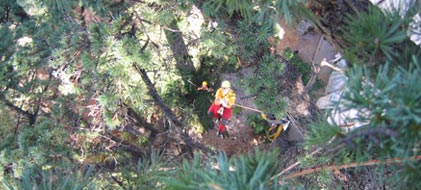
[[1, 0, 420, 189]]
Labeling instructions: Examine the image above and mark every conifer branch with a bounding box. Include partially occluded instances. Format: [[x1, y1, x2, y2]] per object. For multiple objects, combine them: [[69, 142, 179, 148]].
[[328, 128, 398, 153], [0, 93, 35, 125], [133, 10, 159, 48], [108, 131, 147, 158], [126, 105, 159, 136], [282, 155, 421, 180], [133, 65, 184, 128], [271, 148, 322, 180]]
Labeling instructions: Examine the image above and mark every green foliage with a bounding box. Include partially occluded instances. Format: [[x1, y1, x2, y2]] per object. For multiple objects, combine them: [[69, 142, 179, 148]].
[[202, 0, 252, 21], [199, 22, 239, 72], [304, 115, 342, 147], [235, 20, 272, 61], [246, 113, 268, 135], [241, 54, 287, 117], [199, 0, 306, 75], [164, 149, 282, 190], [285, 48, 311, 84], [340, 6, 410, 66], [0, 106, 17, 139], [345, 62, 421, 156], [303, 4, 421, 188], [0, 122, 70, 181], [2, 164, 98, 190], [1, 1, 30, 21], [225, 0, 253, 21], [200, 28, 235, 59], [201, 0, 305, 24], [200, 1, 225, 18], [115, 149, 169, 189], [7, 0, 421, 189], [306, 59, 421, 188], [42, 0, 73, 14], [231, 105, 242, 115]]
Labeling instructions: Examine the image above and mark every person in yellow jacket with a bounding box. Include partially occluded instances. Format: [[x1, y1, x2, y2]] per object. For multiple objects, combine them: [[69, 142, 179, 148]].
[[197, 81, 213, 92], [207, 80, 236, 138]]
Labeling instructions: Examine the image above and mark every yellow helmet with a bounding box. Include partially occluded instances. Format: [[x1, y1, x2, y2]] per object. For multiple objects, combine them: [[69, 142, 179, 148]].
[[221, 80, 231, 88], [202, 81, 208, 86]]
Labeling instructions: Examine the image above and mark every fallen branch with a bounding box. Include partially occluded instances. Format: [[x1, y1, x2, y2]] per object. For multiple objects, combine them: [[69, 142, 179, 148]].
[[271, 137, 337, 180], [271, 148, 322, 180], [283, 155, 421, 180], [310, 13, 344, 50], [320, 58, 346, 73]]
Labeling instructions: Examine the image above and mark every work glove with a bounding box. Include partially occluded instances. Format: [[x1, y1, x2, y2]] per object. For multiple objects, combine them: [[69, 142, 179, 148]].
[[221, 99, 228, 107], [261, 113, 267, 120]]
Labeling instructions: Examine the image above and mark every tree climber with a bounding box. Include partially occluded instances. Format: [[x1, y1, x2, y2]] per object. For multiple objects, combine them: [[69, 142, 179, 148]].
[[207, 80, 236, 138], [197, 81, 213, 92]]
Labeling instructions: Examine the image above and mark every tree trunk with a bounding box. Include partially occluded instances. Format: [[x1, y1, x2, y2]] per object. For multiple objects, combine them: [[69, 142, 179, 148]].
[[133, 64, 184, 128], [164, 19, 195, 71], [133, 64, 215, 155]]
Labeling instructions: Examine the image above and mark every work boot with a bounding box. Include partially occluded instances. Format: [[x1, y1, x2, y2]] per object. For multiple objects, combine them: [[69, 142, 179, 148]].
[[216, 130, 224, 138], [215, 130, 228, 139], [222, 130, 229, 139]]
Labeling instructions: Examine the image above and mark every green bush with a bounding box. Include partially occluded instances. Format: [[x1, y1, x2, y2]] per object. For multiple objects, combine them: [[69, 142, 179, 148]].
[[246, 113, 268, 135]]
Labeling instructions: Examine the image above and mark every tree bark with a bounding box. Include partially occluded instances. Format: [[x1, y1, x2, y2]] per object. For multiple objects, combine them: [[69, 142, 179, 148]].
[[133, 64, 184, 128], [164, 19, 195, 71]]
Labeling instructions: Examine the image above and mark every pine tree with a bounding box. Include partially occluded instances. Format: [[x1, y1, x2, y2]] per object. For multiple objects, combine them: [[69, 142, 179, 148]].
[[302, 1, 421, 188], [5, 0, 419, 189]]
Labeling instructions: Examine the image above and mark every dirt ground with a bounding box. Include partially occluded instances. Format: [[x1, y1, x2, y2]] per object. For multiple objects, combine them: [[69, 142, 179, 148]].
[[194, 19, 338, 158]]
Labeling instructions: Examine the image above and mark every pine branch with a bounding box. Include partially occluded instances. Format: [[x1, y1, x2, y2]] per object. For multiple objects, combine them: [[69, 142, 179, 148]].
[[133, 65, 183, 128], [328, 127, 398, 152], [272, 136, 340, 182], [271, 147, 322, 180], [107, 131, 147, 158], [133, 11, 159, 48], [0, 93, 35, 126], [111, 176, 128, 190], [275, 128, 399, 181], [126, 105, 159, 135], [31, 68, 53, 126], [282, 155, 421, 180]]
